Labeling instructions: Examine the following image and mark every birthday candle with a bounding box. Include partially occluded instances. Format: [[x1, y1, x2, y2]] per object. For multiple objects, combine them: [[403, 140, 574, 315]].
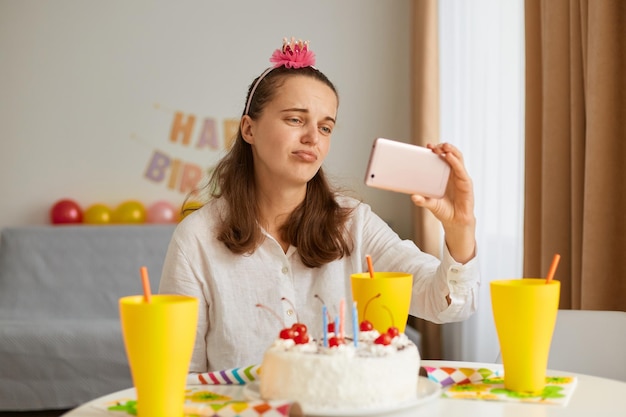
[[334, 316, 339, 338], [322, 305, 328, 347], [352, 301, 359, 347], [339, 298, 345, 339]]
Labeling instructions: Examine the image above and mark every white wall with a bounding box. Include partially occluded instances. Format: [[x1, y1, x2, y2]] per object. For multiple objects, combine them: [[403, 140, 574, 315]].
[[0, 0, 414, 238]]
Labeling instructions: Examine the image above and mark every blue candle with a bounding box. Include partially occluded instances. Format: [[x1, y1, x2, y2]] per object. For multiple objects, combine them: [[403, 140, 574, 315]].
[[352, 301, 359, 347], [322, 305, 328, 347], [334, 316, 339, 339]]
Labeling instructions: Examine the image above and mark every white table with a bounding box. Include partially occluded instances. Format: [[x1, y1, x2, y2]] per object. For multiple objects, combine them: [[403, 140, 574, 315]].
[[62, 360, 626, 417]]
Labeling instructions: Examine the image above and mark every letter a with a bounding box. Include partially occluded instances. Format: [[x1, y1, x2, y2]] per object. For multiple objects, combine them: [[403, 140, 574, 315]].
[[196, 118, 218, 150]]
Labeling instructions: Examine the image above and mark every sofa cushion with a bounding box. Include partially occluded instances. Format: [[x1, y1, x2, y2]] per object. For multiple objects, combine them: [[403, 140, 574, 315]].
[[0, 319, 131, 410], [0, 225, 175, 410], [0, 225, 175, 320]]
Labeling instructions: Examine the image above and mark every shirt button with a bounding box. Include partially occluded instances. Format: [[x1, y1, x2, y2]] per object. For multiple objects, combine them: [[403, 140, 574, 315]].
[[286, 309, 294, 316], [281, 266, 289, 274], [450, 267, 459, 274], [450, 280, 458, 285]]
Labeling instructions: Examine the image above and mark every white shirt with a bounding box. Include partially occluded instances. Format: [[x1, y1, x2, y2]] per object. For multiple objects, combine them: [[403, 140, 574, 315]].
[[159, 196, 479, 372]]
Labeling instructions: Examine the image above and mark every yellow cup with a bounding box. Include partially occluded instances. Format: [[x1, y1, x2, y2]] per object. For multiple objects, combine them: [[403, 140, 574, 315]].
[[120, 295, 198, 417], [351, 272, 413, 333], [490, 278, 560, 393]]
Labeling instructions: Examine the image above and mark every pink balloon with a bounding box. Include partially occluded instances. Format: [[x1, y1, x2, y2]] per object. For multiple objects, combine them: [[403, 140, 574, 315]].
[[146, 200, 179, 223]]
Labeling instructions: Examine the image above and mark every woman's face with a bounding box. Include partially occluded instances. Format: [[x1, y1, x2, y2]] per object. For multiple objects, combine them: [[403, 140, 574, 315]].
[[242, 75, 338, 191]]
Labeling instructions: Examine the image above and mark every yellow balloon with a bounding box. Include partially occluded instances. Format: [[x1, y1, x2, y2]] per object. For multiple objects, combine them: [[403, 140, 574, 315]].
[[180, 200, 203, 221], [113, 200, 146, 224], [84, 203, 112, 225]]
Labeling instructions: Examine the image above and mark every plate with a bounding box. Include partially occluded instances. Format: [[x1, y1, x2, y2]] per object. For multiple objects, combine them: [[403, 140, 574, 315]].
[[243, 376, 441, 416]]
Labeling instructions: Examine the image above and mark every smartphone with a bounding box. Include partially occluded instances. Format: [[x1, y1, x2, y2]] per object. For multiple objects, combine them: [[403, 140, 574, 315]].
[[364, 138, 450, 198]]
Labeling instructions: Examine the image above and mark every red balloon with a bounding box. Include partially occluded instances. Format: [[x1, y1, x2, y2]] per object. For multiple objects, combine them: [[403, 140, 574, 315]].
[[50, 199, 83, 224]]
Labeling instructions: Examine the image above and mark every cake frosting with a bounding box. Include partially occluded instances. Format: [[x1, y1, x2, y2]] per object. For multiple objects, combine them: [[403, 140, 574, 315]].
[[259, 329, 420, 410]]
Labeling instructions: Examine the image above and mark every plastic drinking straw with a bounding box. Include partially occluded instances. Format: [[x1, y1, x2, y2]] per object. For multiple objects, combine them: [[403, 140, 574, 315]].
[[545, 254, 561, 284], [366, 254, 375, 279], [140, 266, 152, 303]]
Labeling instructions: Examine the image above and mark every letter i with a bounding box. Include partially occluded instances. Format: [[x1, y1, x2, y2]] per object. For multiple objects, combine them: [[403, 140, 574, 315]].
[[167, 159, 181, 190]]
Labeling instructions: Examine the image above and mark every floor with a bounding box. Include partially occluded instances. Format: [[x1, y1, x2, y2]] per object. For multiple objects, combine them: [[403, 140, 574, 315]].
[[0, 411, 70, 417]]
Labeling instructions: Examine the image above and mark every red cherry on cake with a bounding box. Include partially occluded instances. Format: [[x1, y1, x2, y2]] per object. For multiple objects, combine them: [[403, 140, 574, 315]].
[[291, 323, 310, 344], [374, 333, 392, 345], [328, 336, 344, 347], [280, 322, 309, 344], [279, 327, 295, 340], [294, 332, 310, 345], [359, 320, 374, 331], [256, 303, 310, 343], [291, 323, 307, 336], [360, 293, 382, 332], [327, 322, 335, 333], [386, 326, 400, 338]]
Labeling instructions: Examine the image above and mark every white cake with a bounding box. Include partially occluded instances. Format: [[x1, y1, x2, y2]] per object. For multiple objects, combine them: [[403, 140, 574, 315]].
[[259, 330, 420, 410]]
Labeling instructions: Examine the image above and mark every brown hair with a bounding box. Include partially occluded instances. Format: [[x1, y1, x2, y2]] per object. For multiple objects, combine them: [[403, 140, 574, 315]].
[[201, 66, 354, 268]]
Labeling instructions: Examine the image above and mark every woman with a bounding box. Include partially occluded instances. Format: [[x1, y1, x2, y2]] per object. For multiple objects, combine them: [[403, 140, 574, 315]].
[[159, 38, 479, 372]]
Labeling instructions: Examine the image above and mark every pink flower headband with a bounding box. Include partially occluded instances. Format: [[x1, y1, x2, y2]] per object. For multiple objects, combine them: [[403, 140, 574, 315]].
[[244, 37, 317, 115]]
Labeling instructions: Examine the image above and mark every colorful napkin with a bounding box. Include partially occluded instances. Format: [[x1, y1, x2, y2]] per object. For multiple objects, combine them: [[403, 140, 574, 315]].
[[423, 365, 578, 405], [187, 364, 261, 385], [95, 385, 302, 417]]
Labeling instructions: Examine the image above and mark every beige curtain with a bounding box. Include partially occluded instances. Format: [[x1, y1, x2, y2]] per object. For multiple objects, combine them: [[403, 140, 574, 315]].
[[525, 0, 626, 310], [409, 0, 444, 359]]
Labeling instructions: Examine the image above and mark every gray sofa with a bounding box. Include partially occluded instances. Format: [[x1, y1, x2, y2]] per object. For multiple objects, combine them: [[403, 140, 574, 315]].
[[0, 225, 175, 411]]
